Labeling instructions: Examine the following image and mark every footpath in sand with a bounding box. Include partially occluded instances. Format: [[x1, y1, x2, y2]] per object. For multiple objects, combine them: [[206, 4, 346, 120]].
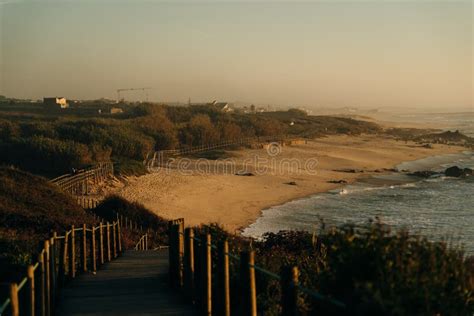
[[112, 135, 465, 233]]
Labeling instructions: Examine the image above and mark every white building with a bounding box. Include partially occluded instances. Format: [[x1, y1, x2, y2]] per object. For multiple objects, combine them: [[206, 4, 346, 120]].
[[43, 97, 68, 109]]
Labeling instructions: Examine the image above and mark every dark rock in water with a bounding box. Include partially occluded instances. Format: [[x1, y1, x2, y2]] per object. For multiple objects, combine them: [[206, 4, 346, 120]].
[[445, 166, 473, 177], [286, 181, 297, 185], [235, 172, 255, 176], [408, 170, 439, 178], [328, 179, 348, 184]]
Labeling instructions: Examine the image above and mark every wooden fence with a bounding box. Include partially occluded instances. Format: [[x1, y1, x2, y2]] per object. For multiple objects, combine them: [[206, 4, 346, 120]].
[[168, 219, 346, 316], [75, 197, 100, 209], [144, 135, 290, 169], [50, 162, 114, 196], [0, 219, 121, 316], [134, 234, 149, 251]]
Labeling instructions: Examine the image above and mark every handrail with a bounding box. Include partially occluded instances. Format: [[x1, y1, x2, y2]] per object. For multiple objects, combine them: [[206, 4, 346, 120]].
[[191, 233, 341, 303], [169, 219, 346, 314], [49, 162, 114, 208], [134, 233, 148, 251], [0, 299, 10, 315], [0, 219, 122, 315], [145, 134, 307, 168]]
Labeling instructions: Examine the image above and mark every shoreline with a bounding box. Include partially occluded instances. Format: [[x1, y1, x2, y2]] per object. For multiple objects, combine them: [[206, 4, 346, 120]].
[[109, 135, 466, 234], [243, 150, 474, 237], [239, 150, 474, 234]]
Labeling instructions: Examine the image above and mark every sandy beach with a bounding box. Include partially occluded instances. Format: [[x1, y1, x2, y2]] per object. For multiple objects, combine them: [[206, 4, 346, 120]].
[[111, 135, 465, 233]]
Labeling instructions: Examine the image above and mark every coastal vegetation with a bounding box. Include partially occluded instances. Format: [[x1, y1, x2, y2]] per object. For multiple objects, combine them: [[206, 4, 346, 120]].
[[1, 101, 473, 314], [2, 101, 472, 178], [94, 197, 474, 315], [1, 170, 473, 314], [0, 102, 383, 177], [0, 167, 95, 285]]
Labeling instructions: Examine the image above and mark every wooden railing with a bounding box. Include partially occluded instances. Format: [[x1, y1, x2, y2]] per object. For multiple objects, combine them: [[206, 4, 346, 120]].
[[134, 234, 149, 251], [168, 219, 346, 315], [0, 219, 121, 316], [145, 135, 290, 169], [49, 162, 114, 197]]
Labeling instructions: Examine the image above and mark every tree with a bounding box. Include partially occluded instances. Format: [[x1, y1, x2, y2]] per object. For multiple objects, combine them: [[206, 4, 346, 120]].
[[185, 114, 220, 146]]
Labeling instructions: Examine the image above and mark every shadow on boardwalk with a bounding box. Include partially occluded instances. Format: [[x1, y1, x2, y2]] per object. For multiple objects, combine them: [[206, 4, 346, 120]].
[[56, 250, 196, 315]]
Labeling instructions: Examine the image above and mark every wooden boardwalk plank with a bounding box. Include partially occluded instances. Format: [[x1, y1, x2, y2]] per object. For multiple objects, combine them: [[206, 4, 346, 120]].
[[56, 250, 196, 315]]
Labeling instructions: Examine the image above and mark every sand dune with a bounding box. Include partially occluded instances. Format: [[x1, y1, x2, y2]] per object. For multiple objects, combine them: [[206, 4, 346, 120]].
[[113, 135, 464, 233]]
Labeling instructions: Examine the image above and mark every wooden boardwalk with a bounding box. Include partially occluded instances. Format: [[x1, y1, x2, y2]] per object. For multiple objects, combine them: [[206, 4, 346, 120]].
[[56, 250, 196, 315]]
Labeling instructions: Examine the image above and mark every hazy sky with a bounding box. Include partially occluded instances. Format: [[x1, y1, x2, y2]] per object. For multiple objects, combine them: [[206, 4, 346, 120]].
[[1, 1, 472, 110]]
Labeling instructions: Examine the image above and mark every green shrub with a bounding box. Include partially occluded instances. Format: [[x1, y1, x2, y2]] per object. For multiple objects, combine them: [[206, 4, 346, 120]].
[[94, 195, 168, 248], [0, 167, 95, 283]]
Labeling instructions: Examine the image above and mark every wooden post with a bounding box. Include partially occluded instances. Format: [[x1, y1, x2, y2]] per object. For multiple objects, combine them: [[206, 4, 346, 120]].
[[168, 221, 175, 286], [39, 252, 45, 316], [193, 236, 201, 306], [81, 224, 87, 272], [59, 234, 67, 286], [99, 223, 104, 265], [70, 226, 76, 278], [201, 233, 212, 316], [27, 265, 35, 316], [177, 222, 184, 288], [91, 226, 97, 272], [281, 266, 299, 316], [10, 283, 19, 316], [184, 228, 194, 303], [44, 240, 50, 316], [49, 237, 56, 311], [117, 221, 122, 253], [112, 222, 117, 258], [144, 233, 148, 250], [240, 251, 257, 316], [106, 222, 111, 262], [217, 240, 230, 316]]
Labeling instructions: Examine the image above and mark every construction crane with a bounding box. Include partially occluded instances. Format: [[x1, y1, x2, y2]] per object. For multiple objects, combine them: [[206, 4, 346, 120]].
[[116, 87, 152, 103]]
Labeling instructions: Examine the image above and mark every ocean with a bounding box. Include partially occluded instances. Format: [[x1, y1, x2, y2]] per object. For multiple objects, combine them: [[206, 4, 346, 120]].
[[243, 151, 474, 255]]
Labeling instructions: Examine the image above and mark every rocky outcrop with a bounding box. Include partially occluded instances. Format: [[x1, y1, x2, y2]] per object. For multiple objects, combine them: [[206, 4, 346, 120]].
[[408, 170, 439, 178], [328, 179, 348, 184], [444, 166, 473, 177]]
